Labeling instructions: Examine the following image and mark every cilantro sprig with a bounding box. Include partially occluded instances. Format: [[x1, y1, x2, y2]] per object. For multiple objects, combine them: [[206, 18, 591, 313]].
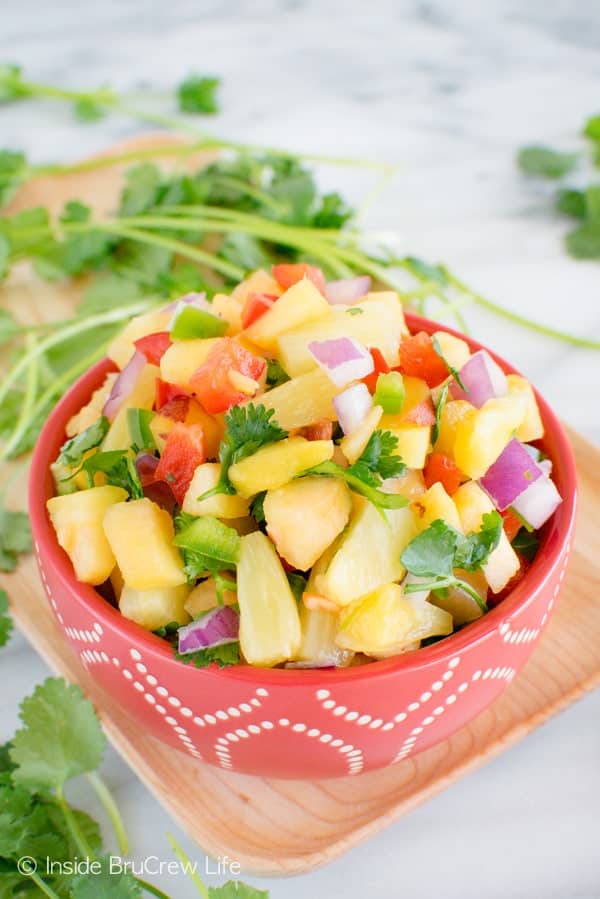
[[401, 512, 503, 612], [0, 588, 13, 647], [0, 506, 31, 571], [177, 75, 221, 115], [57, 416, 109, 468], [432, 382, 449, 445], [201, 404, 287, 499], [432, 335, 467, 391], [305, 429, 408, 513], [78, 449, 144, 498]]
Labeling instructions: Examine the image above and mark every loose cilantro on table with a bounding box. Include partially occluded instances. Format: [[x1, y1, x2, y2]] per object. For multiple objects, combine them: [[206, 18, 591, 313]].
[[305, 429, 408, 513], [432, 335, 466, 391], [517, 146, 578, 179], [0, 506, 32, 572], [0, 589, 13, 648], [201, 404, 287, 499], [178, 75, 221, 115], [401, 512, 503, 612]]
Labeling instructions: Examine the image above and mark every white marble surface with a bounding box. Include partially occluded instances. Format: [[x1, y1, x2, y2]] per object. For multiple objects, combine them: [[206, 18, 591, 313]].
[[2, 1, 600, 896]]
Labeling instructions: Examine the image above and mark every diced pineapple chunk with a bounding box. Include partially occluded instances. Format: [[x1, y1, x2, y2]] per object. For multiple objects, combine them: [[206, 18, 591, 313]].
[[276, 296, 407, 377], [296, 605, 354, 667], [413, 482, 462, 533], [119, 584, 190, 631], [432, 331, 471, 372], [182, 463, 250, 518], [244, 278, 331, 351], [160, 338, 222, 390], [228, 437, 334, 498], [256, 368, 338, 430], [384, 424, 431, 469], [184, 578, 237, 618], [237, 531, 301, 666], [264, 476, 352, 570], [66, 373, 117, 437], [47, 486, 128, 585], [231, 269, 282, 304], [382, 468, 426, 500], [211, 294, 243, 334], [108, 309, 172, 370], [453, 481, 520, 592], [506, 374, 544, 442], [102, 363, 160, 452], [429, 569, 487, 625], [314, 497, 417, 606], [149, 413, 175, 454], [454, 396, 527, 479], [103, 498, 187, 590], [433, 400, 476, 458], [339, 405, 383, 465], [335, 583, 453, 656]]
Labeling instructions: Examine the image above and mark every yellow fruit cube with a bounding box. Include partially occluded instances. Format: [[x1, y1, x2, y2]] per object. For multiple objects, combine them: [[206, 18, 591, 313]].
[[264, 476, 352, 570], [382, 468, 426, 500], [454, 396, 527, 479], [296, 605, 353, 667], [119, 584, 190, 631], [453, 481, 520, 592], [159, 338, 222, 390], [244, 278, 331, 351], [231, 269, 282, 304], [384, 424, 431, 469], [237, 531, 301, 666], [335, 583, 453, 656], [103, 498, 187, 590], [211, 293, 243, 334], [339, 405, 383, 465], [228, 437, 334, 498], [184, 578, 237, 618], [315, 497, 417, 606], [413, 482, 462, 533], [432, 331, 471, 372], [108, 309, 172, 370], [429, 569, 487, 625], [256, 368, 338, 430], [182, 463, 250, 518], [433, 400, 476, 458], [102, 363, 160, 453], [506, 374, 544, 442], [276, 295, 407, 377], [66, 373, 118, 437], [47, 486, 128, 585]]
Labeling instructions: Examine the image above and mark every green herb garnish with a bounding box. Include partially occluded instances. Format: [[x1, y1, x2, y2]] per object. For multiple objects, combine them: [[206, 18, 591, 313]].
[[175, 641, 241, 668], [432, 382, 449, 445], [177, 74, 221, 115], [432, 335, 467, 391], [57, 416, 109, 467], [0, 506, 31, 572], [517, 145, 578, 179], [511, 527, 540, 561], [79, 450, 143, 498], [0, 588, 13, 647]]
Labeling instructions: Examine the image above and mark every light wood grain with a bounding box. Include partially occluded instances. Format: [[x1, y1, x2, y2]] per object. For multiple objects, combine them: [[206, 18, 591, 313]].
[[1, 137, 599, 876]]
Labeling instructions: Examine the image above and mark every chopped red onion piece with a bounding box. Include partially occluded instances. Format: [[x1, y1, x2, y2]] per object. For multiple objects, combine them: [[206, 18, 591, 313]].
[[103, 350, 146, 422], [178, 605, 239, 654], [511, 475, 562, 530], [480, 439, 544, 511], [135, 452, 159, 486], [143, 480, 177, 514], [333, 383, 373, 435], [450, 350, 507, 407], [308, 336, 374, 387], [325, 275, 372, 305]]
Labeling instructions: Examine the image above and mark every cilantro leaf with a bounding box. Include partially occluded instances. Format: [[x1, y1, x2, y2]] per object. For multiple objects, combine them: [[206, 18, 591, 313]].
[[585, 184, 600, 222], [565, 221, 600, 259], [79, 274, 144, 315], [58, 416, 109, 467], [0, 782, 67, 862], [517, 145, 578, 179], [453, 512, 503, 571], [266, 359, 290, 388], [218, 232, 270, 271], [511, 527, 539, 561], [175, 642, 240, 668], [178, 75, 221, 115], [432, 335, 466, 391], [312, 191, 353, 229], [403, 256, 449, 286], [74, 97, 106, 122], [250, 491, 266, 524], [556, 188, 586, 220], [0, 149, 26, 208], [80, 450, 143, 498], [118, 163, 162, 217], [70, 855, 141, 898], [583, 115, 600, 142], [205, 404, 287, 498], [0, 508, 32, 572], [0, 590, 13, 648], [208, 882, 269, 898], [401, 519, 457, 579], [10, 677, 106, 793], [432, 382, 448, 445]]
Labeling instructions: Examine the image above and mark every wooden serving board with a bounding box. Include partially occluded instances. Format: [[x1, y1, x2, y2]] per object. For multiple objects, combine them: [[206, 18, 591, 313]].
[[2, 137, 600, 877]]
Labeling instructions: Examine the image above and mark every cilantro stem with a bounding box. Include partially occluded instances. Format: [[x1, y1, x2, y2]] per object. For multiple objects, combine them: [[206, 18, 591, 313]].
[[24, 871, 62, 899], [135, 877, 173, 899], [55, 784, 93, 858], [85, 771, 130, 856], [405, 577, 488, 613], [0, 333, 39, 461], [166, 832, 210, 899]]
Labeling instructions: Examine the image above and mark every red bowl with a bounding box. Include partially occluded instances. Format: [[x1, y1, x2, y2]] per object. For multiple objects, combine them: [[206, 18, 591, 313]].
[[29, 314, 577, 779]]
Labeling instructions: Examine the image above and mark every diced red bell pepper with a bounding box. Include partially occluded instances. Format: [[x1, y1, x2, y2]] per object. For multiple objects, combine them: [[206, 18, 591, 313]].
[[272, 263, 326, 295], [134, 331, 172, 366], [154, 423, 206, 506], [423, 452, 463, 495], [404, 399, 436, 426], [362, 348, 390, 393], [189, 337, 266, 414], [241, 293, 278, 329], [155, 378, 188, 411], [501, 508, 523, 543], [159, 396, 190, 423], [487, 556, 530, 608], [304, 419, 334, 441], [397, 332, 449, 388]]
